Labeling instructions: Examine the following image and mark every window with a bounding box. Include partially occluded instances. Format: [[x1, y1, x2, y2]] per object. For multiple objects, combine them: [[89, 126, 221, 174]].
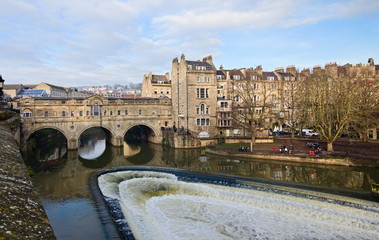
[[110, 111, 113, 116], [44, 111, 48, 117], [220, 102, 228, 108], [160, 90, 164, 94], [138, 110, 142, 115], [104, 110, 107, 116], [62, 111, 66, 117], [233, 75, 240, 80], [199, 103, 209, 115], [93, 103, 99, 116], [196, 118, 210, 126], [251, 75, 257, 80], [253, 83, 259, 89], [86, 111, 89, 116], [271, 95, 277, 101], [253, 95, 260, 101], [166, 90, 170, 94], [79, 111, 83, 117], [154, 90, 158, 94], [118, 110, 121, 115], [23, 111, 32, 118], [196, 88, 209, 98], [268, 76, 275, 80], [125, 110, 128, 115], [71, 111, 74, 117]]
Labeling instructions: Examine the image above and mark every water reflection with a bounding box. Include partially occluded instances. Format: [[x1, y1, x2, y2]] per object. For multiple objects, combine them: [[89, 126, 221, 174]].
[[78, 128, 106, 159], [33, 141, 378, 199], [31, 138, 379, 240]]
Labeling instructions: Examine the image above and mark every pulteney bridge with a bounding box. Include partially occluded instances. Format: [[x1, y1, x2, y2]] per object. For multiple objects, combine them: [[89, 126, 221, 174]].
[[18, 95, 172, 149]]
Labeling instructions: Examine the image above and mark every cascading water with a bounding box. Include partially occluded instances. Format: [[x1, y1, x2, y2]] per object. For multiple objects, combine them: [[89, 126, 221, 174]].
[[98, 169, 379, 240]]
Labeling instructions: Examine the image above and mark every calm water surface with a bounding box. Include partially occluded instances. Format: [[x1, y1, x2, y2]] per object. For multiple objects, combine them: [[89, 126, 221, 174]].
[[31, 137, 379, 240]]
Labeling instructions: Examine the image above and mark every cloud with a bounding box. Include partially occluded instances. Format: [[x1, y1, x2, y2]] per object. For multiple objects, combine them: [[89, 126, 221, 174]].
[[0, 0, 378, 86]]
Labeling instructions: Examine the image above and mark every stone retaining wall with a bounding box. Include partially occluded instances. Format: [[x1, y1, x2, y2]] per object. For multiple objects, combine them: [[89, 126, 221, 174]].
[[0, 121, 55, 239], [205, 148, 356, 166]]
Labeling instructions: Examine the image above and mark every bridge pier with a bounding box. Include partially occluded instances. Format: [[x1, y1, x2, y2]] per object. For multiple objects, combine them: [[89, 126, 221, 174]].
[[110, 135, 123, 147], [68, 138, 78, 150]]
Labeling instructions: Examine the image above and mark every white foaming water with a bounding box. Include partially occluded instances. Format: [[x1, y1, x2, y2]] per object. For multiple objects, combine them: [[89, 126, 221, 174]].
[[98, 171, 379, 240]]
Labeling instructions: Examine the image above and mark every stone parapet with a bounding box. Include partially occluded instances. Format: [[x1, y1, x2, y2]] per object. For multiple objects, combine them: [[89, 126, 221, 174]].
[[0, 121, 55, 239]]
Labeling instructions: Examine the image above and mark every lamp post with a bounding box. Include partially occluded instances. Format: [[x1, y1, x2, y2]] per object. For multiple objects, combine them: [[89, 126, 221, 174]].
[[0, 75, 4, 107]]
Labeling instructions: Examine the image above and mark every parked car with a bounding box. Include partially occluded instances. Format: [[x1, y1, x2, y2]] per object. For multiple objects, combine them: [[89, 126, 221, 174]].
[[302, 129, 319, 137]]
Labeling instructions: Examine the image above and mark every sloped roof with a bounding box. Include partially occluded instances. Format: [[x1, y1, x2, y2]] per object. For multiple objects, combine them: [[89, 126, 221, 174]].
[[3, 84, 22, 90], [45, 83, 67, 91], [262, 72, 278, 80], [152, 75, 170, 84], [216, 70, 225, 76], [276, 72, 294, 77], [18, 89, 47, 96], [186, 60, 213, 70]]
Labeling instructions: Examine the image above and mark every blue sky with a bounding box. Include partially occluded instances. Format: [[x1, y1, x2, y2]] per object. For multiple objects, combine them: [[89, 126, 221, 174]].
[[1, 0, 379, 87]]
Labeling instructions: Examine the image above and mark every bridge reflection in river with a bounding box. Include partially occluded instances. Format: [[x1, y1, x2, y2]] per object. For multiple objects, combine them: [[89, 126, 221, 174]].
[[31, 135, 379, 240]]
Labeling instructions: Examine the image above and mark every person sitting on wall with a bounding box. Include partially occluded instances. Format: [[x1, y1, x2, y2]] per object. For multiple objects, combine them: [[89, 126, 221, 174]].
[[289, 145, 294, 154], [272, 146, 277, 153]]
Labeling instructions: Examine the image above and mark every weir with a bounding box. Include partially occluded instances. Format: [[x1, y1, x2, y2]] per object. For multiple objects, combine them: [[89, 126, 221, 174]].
[[97, 168, 379, 240]]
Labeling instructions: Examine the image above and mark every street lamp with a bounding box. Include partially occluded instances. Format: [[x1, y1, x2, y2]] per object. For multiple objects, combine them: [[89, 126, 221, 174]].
[[0, 75, 4, 107]]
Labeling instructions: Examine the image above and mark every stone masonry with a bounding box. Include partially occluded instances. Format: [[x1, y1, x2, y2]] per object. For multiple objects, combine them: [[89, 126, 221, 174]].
[[0, 120, 55, 239]]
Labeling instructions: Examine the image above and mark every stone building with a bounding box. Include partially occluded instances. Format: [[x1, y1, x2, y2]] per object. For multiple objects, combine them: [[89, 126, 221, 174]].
[[35, 82, 68, 97], [141, 72, 171, 98], [171, 54, 218, 138]]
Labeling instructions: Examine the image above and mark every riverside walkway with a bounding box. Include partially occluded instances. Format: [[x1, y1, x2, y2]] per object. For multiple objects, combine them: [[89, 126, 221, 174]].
[[0, 120, 55, 239]]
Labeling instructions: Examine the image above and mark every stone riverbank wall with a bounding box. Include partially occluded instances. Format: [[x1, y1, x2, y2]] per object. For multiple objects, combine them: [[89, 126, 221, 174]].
[[205, 148, 357, 166], [0, 121, 55, 239]]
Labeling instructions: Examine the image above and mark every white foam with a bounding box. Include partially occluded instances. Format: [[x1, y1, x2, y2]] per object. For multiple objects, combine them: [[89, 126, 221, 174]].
[[98, 171, 379, 240], [98, 171, 177, 199]]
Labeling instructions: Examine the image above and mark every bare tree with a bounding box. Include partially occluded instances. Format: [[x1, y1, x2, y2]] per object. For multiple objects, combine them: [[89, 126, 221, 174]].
[[350, 73, 379, 142], [303, 73, 355, 152], [282, 75, 307, 139], [231, 74, 272, 151]]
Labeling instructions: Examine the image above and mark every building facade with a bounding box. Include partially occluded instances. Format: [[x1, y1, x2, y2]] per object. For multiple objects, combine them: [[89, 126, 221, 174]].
[[171, 54, 218, 138]]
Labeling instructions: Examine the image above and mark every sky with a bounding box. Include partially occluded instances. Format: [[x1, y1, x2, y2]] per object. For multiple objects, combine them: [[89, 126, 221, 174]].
[[1, 0, 379, 87]]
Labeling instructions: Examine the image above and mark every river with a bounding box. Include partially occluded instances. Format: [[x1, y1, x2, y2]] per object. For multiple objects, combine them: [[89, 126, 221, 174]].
[[30, 130, 379, 239]]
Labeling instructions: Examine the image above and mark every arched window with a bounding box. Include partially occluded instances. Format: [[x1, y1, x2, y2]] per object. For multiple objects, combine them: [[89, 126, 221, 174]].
[[23, 109, 32, 118], [200, 103, 205, 114], [93, 103, 99, 116]]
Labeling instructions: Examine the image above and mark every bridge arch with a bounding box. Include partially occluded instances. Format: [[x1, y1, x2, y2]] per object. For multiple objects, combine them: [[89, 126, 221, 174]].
[[78, 125, 120, 149], [25, 126, 69, 144], [123, 123, 158, 143]]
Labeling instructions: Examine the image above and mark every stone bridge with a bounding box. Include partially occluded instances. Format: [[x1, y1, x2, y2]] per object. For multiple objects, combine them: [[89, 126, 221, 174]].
[[18, 95, 172, 149]]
